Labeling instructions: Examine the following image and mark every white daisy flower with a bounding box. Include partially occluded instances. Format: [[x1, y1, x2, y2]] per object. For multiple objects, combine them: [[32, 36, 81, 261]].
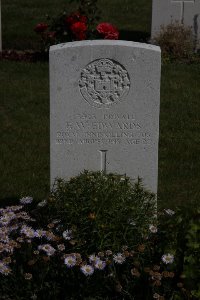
[[20, 225, 36, 239], [4, 245, 14, 254], [113, 253, 126, 264], [94, 260, 106, 270], [5, 211, 16, 220], [0, 227, 8, 235], [35, 229, 46, 238], [5, 205, 23, 212], [63, 229, 72, 240], [0, 208, 5, 214], [57, 244, 65, 251], [162, 253, 174, 264], [9, 224, 19, 232], [64, 255, 76, 268], [89, 254, 100, 264], [164, 209, 175, 216], [20, 196, 33, 205], [38, 244, 56, 256], [0, 215, 11, 226], [37, 200, 47, 207], [80, 265, 94, 276], [16, 211, 31, 220], [149, 225, 158, 233], [0, 235, 9, 243], [0, 261, 11, 275], [44, 231, 57, 241]]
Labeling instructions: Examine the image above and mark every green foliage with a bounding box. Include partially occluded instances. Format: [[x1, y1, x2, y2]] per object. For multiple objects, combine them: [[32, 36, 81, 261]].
[[153, 22, 196, 63], [76, 0, 101, 25], [48, 171, 156, 252], [0, 172, 199, 299], [183, 211, 200, 298], [2, 0, 151, 50], [158, 205, 200, 300], [34, 1, 101, 53], [0, 172, 156, 299]]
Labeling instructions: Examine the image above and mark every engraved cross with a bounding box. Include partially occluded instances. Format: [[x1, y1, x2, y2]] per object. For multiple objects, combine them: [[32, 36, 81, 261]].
[[171, 0, 195, 23], [99, 150, 108, 173]]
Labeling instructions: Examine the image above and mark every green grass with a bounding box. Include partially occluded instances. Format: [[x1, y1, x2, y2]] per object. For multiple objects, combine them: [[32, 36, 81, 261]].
[[159, 64, 200, 208], [2, 0, 76, 50], [0, 61, 49, 200], [0, 61, 200, 209], [1, 0, 151, 50]]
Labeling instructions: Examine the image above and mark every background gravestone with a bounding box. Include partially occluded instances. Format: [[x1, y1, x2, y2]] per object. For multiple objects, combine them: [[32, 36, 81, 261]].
[[50, 40, 161, 193], [151, 0, 200, 49]]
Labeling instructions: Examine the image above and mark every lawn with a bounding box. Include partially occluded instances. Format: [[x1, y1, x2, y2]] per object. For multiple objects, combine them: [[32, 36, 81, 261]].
[[1, 0, 151, 50], [0, 0, 200, 209], [0, 60, 199, 209]]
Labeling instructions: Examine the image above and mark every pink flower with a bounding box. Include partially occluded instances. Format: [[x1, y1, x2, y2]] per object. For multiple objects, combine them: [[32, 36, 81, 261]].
[[96, 23, 119, 40]]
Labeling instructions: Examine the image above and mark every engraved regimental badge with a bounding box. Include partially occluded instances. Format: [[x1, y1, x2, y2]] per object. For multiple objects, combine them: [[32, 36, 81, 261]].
[[79, 59, 130, 108]]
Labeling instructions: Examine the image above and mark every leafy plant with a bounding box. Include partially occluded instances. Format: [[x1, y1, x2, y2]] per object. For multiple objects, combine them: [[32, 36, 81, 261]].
[[0, 171, 199, 299], [183, 211, 200, 298], [153, 22, 195, 62], [48, 171, 156, 253], [34, 1, 119, 53]]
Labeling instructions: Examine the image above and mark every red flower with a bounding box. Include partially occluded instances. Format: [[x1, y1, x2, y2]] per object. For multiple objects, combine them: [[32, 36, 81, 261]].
[[96, 23, 119, 40], [66, 12, 87, 26], [34, 23, 48, 33], [71, 22, 87, 40]]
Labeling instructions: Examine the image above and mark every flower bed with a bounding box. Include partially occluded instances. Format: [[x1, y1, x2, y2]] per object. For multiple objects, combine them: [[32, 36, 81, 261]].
[[34, 6, 119, 53], [0, 171, 199, 299]]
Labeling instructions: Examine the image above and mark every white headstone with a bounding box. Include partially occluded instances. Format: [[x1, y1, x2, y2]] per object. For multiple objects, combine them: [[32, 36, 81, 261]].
[[50, 40, 161, 193], [0, 0, 2, 52], [151, 0, 200, 48]]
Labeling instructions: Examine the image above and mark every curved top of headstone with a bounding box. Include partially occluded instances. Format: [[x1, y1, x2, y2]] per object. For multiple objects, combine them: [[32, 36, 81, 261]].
[[50, 40, 161, 53]]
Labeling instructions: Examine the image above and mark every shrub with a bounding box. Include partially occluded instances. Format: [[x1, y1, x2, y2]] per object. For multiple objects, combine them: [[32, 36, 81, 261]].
[[183, 210, 200, 298], [48, 172, 156, 253], [0, 171, 199, 299], [34, 0, 119, 53], [153, 22, 194, 62]]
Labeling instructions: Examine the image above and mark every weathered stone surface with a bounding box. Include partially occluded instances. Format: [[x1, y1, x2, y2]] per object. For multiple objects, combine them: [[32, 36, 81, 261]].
[[151, 0, 200, 48], [50, 40, 161, 193]]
